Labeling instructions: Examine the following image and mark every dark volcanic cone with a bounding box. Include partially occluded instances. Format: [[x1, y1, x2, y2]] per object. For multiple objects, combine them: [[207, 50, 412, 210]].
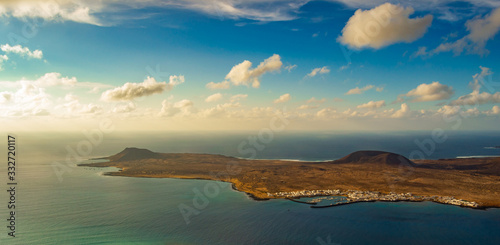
[[107, 147, 163, 162], [333, 150, 415, 167]]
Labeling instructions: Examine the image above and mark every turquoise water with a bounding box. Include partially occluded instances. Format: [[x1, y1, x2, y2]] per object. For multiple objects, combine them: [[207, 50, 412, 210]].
[[1, 131, 500, 244]]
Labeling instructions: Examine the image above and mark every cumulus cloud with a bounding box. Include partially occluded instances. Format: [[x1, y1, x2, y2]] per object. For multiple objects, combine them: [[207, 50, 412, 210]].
[[307, 66, 330, 77], [450, 66, 500, 105], [357, 100, 386, 109], [421, 7, 500, 56], [113, 102, 136, 113], [437, 105, 462, 116], [0, 83, 51, 117], [451, 90, 500, 106], [224, 54, 282, 88], [101, 75, 184, 102], [274, 93, 291, 103], [391, 103, 411, 118], [57, 93, 103, 116], [401, 81, 454, 102], [206, 81, 230, 90], [485, 105, 500, 115], [205, 93, 223, 102], [316, 108, 337, 118], [338, 3, 433, 49], [159, 99, 194, 117], [33, 72, 77, 87], [345, 85, 374, 95], [1, 44, 43, 59], [332, 0, 500, 10], [230, 94, 248, 102], [79, 104, 103, 114]]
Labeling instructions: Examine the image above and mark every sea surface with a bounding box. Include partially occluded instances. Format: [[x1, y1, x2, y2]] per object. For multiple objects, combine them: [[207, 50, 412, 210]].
[[1, 131, 500, 244]]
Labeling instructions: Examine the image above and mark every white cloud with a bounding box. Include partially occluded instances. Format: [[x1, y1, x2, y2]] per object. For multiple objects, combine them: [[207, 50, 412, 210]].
[[0, 0, 101, 25], [0, 1, 313, 26], [58, 93, 103, 116], [34, 72, 77, 87], [485, 105, 500, 115], [159, 99, 194, 117], [411, 46, 430, 58], [230, 94, 248, 102], [424, 7, 500, 56], [0, 91, 13, 103], [147, 0, 308, 22], [331, 0, 500, 10], [437, 105, 461, 116], [357, 100, 386, 109], [0, 83, 51, 117], [1, 44, 43, 59], [402, 81, 454, 102], [339, 63, 351, 71], [284, 64, 297, 72], [451, 90, 500, 106], [298, 104, 319, 110], [316, 108, 337, 118], [391, 103, 411, 118], [306, 97, 327, 104], [0, 55, 8, 71], [113, 102, 136, 113], [79, 103, 103, 114], [337, 3, 433, 49], [2, 1, 496, 27], [298, 97, 326, 110], [205, 93, 223, 102], [101, 75, 184, 101], [450, 66, 500, 105], [0, 73, 114, 94], [206, 81, 230, 90], [224, 54, 282, 88], [307, 66, 330, 77], [345, 85, 374, 95], [273, 93, 291, 103], [200, 105, 227, 118]]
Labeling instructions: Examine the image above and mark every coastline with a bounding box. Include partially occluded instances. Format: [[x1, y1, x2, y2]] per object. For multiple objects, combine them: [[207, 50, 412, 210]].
[[83, 163, 495, 210], [78, 149, 500, 210]]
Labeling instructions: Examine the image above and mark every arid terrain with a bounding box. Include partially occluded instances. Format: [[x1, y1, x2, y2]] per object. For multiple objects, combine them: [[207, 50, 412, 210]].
[[80, 148, 500, 208]]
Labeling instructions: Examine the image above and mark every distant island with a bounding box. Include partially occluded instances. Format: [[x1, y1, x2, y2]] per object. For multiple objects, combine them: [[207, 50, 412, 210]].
[[79, 148, 500, 209]]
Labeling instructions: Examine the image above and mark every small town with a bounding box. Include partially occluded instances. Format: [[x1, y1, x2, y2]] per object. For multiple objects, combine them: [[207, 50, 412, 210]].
[[267, 189, 479, 208]]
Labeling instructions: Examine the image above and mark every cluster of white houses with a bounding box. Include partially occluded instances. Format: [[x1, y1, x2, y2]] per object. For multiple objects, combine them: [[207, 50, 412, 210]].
[[267, 189, 479, 208]]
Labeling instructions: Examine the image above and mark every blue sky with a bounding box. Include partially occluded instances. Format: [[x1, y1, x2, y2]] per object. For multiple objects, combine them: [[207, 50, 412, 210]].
[[0, 0, 500, 131]]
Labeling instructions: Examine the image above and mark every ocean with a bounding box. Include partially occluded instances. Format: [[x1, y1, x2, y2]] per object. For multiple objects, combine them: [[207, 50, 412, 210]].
[[1, 131, 500, 244]]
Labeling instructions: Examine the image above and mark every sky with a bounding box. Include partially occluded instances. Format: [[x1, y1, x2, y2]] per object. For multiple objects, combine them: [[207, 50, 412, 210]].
[[1, 0, 500, 131]]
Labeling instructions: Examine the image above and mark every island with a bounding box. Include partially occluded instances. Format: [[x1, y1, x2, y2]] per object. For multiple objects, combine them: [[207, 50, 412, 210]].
[[79, 147, 500, 209]]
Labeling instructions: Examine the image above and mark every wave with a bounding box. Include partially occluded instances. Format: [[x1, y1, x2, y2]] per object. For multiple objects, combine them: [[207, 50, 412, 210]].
[[456, 155, 500, 159], [234, 156, 335, 162]]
